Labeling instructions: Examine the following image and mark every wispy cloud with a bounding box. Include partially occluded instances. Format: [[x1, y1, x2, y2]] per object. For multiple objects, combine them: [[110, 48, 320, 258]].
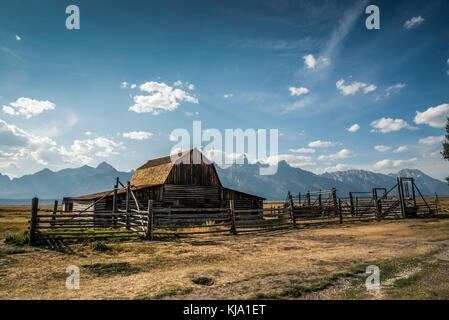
[[318, 148, 355, 161], [418, 135, 445, 145], [289, 147, 315, 154], [393, 146, 407, 153], [404, 16, 425, 30], [374, 145, 391, 152], [308, 140, 338, 148], [122, 131, 153, 140], [336, 79, 376, 96], [374, 158, 418, 170], [385, 83, 406, 96], [347, 124, 360, 132]]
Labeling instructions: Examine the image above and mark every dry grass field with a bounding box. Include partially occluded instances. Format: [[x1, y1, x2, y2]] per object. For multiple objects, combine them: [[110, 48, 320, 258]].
[[1, 200, 449, 300]]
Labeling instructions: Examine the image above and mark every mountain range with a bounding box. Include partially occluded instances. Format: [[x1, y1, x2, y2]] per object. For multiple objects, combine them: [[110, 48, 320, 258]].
[[0, 161, 447, 201]]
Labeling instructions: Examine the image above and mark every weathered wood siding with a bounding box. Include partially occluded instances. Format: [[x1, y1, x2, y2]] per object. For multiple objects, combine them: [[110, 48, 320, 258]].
[[163, 184, 221, 207], [165, 163, 221, 186], [72, 199, 95, 212], [222, 188, 263, 210]]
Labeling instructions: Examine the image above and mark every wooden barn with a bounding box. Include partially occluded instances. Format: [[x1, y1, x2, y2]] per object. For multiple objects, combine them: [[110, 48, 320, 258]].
[[63, 149, 264, 213]]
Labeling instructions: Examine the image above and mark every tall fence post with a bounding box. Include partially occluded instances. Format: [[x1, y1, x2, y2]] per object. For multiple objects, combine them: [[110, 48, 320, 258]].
[[434, 194, 439, 215], [397, 177, 406, 218], [146, 200, 154, 240], [331, 188, 338, 217], [289, 194, 296, 228], [29, 197, 39, 246], [51, 200, 58, 229], [349, 192, 354, 216], [318, 190, 322, 209], [306, 191, 311, 207], [112, 177, 118, 226], [229, 200, 237, 235], [411, 178, 417, 209], [298, 192, 301, 207], [126, 181, 130, 230], [375, 199, 382, 221], [338, 198, 343, 224]]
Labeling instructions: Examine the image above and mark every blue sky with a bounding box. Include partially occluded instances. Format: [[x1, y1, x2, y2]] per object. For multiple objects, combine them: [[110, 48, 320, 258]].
[[0, 0, 448, 180]]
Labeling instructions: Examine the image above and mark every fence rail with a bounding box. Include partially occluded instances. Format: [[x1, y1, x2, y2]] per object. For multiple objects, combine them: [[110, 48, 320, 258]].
[[28, 190, 443, 244]]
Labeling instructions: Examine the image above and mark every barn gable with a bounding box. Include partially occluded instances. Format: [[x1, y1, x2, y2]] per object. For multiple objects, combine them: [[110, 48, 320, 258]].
[[130, 149, 222, 187]]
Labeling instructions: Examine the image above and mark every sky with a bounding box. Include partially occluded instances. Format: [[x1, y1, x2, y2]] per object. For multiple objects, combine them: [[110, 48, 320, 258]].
[[0, 0, 448, 180]]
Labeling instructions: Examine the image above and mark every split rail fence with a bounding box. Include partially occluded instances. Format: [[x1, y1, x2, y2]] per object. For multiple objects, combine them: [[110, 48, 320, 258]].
[[28, 178, 442, 245]]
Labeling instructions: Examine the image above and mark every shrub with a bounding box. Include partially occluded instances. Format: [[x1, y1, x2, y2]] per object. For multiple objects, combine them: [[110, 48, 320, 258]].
[[192, 276, 214, 286], [5, 231, 30, 246], [92, 241, 109, 252]]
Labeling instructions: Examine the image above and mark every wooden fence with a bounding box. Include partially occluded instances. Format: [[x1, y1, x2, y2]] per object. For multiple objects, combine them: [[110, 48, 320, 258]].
[[28, 191, 442, 245]]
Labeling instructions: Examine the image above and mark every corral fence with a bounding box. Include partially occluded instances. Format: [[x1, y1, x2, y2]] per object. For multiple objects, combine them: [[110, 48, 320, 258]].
[[28, 177, 442, 245], [28, 198, 294, 244]]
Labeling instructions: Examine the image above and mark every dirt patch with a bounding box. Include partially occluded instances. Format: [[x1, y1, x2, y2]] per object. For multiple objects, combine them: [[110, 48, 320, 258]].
[[2, 209, 449, 299]]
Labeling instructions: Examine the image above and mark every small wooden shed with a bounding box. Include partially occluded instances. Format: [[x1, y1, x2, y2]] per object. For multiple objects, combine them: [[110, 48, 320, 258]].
[[64, 149, 264, 212]]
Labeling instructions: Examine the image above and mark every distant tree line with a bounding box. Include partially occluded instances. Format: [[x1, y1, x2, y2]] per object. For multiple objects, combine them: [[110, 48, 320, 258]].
[[443, 117, 449, 184]]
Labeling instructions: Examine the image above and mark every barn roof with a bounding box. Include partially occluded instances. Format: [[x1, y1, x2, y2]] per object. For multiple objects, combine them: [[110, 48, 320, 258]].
[[130, 148, 220, 187], [70, 184, 162, 200]]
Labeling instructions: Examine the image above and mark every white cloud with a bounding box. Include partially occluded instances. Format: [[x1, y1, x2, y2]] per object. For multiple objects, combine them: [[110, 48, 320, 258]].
[[393, 146, 407, 153], [404, 16, 425, 30], [363, 84, 377, 94], [374, 145, 391, 152], [347, 124, 360, 132], [385, 83, 406, 96], [61, 137, 122, 159], [85, 131, 92, 136], [302, 54, 330, 70], [288, 148, 315, 154], [120, 82, 128, 88], [224, 93, 233, 98], [308, 140, 336, 148], [122, 131, 153, 140], [318, 149, 355, 161], [130, 84, 137, 89], [0, 118, 122, 167], [173, 80, 194, 90], [336, 79, 376, 96], [414, 104, 449, 128], [370, 117, 417, 133], [129, 81, 198, 115], [2, 97, 55, 119], [303, 54, 316, 69], [15, 34, 21, 41], [185, 111, 199, 116], [418, 135, 445, 145], [288, 87, 309, 97], [374, 158, 418, 170]]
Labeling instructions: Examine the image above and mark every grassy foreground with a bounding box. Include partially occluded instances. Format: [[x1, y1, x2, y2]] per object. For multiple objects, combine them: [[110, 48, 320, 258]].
[[1, 205, 449, 299]]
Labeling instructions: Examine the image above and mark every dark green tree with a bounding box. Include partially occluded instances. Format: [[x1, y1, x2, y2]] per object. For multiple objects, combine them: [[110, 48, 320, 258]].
[[442, 117, 449, 184]]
